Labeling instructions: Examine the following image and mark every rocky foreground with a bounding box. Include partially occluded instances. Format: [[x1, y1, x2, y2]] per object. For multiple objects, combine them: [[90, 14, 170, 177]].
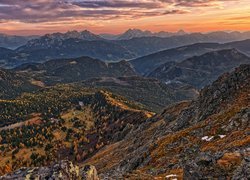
[[0, 160, 99, 180]]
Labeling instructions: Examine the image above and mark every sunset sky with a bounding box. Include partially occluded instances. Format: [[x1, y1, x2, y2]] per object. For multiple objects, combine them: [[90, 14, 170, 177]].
[[0, 0, 250, 35]]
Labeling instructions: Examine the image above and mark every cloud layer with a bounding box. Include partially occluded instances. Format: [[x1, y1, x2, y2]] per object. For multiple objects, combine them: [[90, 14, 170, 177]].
[[0, 0, 238, 23]]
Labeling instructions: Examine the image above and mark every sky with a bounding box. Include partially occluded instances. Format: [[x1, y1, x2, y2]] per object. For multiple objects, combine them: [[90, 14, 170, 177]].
[[0, 0, 249, 35]]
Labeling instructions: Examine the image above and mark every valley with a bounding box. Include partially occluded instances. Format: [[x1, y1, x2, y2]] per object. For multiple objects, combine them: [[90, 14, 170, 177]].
[[0, 85, 152, 175]]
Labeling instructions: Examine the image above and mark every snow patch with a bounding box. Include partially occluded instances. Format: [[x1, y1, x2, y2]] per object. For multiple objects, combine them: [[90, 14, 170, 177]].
[[165, 80, 182, 85], [219, 135, 226, 139], [69, 61, 77, 64], [166, 174, 178, 178], [165, 80, 172, 85], [201, 136, 214, 141]]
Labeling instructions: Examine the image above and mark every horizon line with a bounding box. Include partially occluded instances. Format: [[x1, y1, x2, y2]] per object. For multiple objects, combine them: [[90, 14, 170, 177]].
[[1, 28, 249, 36]]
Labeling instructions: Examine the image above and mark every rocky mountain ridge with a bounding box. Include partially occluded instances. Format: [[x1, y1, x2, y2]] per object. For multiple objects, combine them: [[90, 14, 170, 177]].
[[83, 64, 250, 179]]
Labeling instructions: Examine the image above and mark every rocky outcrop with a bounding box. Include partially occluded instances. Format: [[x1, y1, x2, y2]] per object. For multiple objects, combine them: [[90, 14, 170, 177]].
[[84, 64, 250, 179], [81, 165, 99, 180], [195, 64, 250, 121], [173, 64, 250, 131], [0, 161, 99, 180]]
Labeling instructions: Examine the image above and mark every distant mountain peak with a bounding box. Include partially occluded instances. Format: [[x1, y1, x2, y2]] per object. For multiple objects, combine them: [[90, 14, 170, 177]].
[[118, 29, 153, 40], [126, 28, 142, 32], [116, 28, 188, 40], [30, 30, 103, 43], [19, 30, 104, 51], [80, 29, 96, 35], [79, 30, 103, 40], [176, 29, 186, 35], [81, 29, 90, 33]]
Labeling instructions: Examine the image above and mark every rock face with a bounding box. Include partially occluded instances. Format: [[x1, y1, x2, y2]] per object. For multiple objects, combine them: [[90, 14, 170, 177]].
[[172, 63, 250, 130], [0, 161, 99, 180]]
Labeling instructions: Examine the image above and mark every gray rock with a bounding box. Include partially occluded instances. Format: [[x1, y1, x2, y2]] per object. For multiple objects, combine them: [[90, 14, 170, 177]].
[[196, 153, 213, 166], [0, 160, 99, 180], [81, 165, 99, 180], [232, 160, 250, 180], [183, 165, 201, 180]]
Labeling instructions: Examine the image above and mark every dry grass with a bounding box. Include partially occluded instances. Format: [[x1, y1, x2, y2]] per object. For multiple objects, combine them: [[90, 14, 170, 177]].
[[30, 80, 45, 87], [217, 152, 242, 171], [61, 107, 95, 131], [81, 141, 123, 173]]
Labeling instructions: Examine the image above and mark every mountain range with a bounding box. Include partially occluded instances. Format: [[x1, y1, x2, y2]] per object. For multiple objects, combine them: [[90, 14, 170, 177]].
[[130, 39, 250, 75], [5, 44, 250, 102], [1, 29, 250, 49], [101, 29, 250, 41], [1, 30, 250, 69], [100, 29, 187, 40]]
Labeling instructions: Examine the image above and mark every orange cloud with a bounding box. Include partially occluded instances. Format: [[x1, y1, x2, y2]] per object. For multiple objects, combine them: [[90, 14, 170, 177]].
[[0, 0, 249, 35]]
